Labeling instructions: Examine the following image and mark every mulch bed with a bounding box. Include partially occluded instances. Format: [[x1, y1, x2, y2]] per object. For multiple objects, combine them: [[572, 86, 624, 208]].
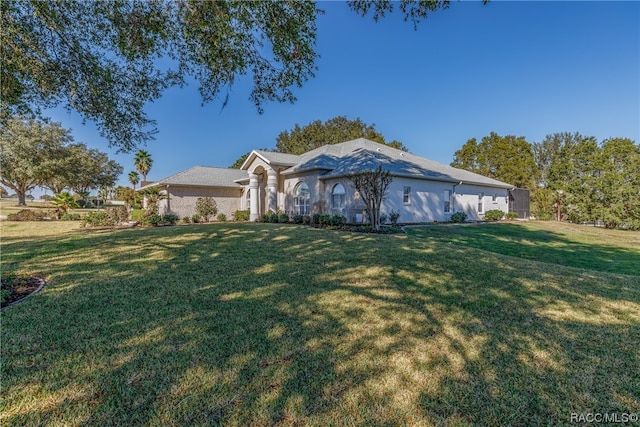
[[1, 276, 44, 308]]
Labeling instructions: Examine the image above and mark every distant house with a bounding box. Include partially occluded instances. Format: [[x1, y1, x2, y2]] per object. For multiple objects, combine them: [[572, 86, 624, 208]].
[[139, 138, 514, 223]]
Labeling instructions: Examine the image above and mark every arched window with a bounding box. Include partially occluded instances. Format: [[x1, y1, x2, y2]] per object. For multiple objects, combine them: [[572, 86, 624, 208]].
[[332, 183, 346, 210], [294, 182, 310, 215]]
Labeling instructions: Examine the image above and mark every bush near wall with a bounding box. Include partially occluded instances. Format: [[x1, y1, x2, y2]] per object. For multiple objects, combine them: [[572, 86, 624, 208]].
[[450, 212, 468, 223], [233, 210, 250, 221], [484, 210, 505, 221]]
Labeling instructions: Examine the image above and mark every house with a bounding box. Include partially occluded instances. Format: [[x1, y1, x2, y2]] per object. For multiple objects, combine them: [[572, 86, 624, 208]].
[[139, 138, 515, 223]]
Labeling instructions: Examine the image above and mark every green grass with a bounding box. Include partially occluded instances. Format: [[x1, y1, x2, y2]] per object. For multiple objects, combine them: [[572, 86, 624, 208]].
[[1, 221, 639, 426]]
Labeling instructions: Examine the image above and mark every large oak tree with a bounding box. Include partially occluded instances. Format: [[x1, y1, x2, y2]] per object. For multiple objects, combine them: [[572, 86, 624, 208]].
[[0, 116, 72, 205], [2, 0, 469, 152]]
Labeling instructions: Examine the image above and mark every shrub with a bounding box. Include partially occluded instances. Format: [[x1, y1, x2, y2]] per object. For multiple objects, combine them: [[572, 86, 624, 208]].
[[450, 212, 468, 223], [82, 212, 109, 227], [379, 213, 388, 225], [329, 213, 345, 226], [303, 215, 311, 225], [316, 213, 345, 227], [318, 214, 331, 226], [61, 213, 81, 221], [263, 211, 278, 223], [484, 209, 505, 221], [196, 197, 218, 222], [233, 210, 250, 221], [131, 209, 146, 222], [141, 213, 162, 226], [182, 216, 191, 224], [506, 212, 519, 220], [162, 213, 180, 225], [216, 213, 227, 222], [292, 214, 304, 224], [192, 214, 201, 223], [389, 210, 400, 226], [106, 206, 128, 225], [311, 213, 321, 225], [278, 212, 289, 223], [7, 209, 47, 221]]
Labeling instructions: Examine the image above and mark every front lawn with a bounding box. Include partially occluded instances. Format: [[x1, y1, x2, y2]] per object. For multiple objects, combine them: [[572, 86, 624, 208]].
[[1, 221, 639, 425]]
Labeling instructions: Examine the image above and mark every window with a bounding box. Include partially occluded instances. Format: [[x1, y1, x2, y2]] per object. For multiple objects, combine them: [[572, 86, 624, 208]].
[[492, 194, 497, 203], [294, 182, 310, 215], [478, 192, 484, 213], [403, 186, 411, 204], [245, 189, 250, 210], [331, 183, 346, 211], [444, 189, 452, 213]]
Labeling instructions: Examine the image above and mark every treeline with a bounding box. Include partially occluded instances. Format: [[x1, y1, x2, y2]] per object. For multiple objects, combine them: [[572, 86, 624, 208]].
[[0, 116, 123, 206], [452, 132, 640, 229]]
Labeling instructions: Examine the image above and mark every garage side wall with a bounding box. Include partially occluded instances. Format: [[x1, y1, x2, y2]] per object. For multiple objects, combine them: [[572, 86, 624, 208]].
[[162, 186, 243, 220]]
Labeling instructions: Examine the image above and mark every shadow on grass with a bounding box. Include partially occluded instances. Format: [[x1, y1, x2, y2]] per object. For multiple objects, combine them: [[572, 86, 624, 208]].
[[406, 222, 640, 276], [1, 223, 639, 425]]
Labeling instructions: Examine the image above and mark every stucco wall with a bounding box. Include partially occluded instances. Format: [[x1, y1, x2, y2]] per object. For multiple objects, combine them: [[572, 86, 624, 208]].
[[161, 186, 243, 220], [283, 171, 327, 215], [454, 184, 509, 221], [318, 177, 510, 223]]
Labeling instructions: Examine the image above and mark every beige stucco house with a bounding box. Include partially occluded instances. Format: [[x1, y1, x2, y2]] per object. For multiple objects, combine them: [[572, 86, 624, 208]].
[[139, 138, 514, 223]]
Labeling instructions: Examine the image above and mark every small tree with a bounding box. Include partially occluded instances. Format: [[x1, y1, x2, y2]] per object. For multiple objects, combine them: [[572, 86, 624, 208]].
[[128, 171, 140, 189], [139, 187, 167, 218], [348, 166, 393, 231], [50, 191, 79, 218], [196, 197, 218, 222]]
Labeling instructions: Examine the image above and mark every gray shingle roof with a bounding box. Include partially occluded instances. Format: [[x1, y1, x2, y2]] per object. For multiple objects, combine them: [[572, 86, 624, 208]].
[[139, 166, 247, 189], [253, 150, 301, 166], [283, 138, 513, 188]]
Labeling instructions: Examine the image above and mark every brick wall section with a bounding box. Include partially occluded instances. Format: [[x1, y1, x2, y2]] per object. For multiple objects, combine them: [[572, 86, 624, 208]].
[[164, 186, 243, 220]]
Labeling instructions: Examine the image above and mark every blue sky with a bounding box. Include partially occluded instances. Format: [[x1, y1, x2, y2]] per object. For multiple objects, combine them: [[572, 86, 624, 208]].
[[43, 1, 639, 194]]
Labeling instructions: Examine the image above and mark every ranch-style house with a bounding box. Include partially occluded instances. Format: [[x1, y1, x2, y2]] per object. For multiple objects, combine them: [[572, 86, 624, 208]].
[[138, 138, 518, 223]]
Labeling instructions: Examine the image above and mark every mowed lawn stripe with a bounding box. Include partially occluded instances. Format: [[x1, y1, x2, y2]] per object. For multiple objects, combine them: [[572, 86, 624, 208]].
[[1, 221, 639, 426]]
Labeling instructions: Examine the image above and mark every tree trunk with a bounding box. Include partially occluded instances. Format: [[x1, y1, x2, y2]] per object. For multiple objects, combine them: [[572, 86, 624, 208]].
[[17, 192, 27, 206]]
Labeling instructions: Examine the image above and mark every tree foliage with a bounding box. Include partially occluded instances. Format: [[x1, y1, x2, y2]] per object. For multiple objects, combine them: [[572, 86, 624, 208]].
[[275, 116, 407, 155], [230, 152, 250, 169], [134, 150, 153, 182], [451, 132, 536, 189], [128, 171, 140, 189], [348, 0, 487, 28], [1, 0, 322, 151], [3, 1, 466, 151], [0, 116, 73, 205], [348, 165, 393, 231], [0, 116, 122, 204], [195, 196, 218, 222], [50, 191, 79, 217], [67, 144, 123, 196]]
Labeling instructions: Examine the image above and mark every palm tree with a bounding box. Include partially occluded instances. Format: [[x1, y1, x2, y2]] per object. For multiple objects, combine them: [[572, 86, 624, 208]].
[[128, 171, 140, 189], [51, 191, 79, 218], [134, 150, 153, 182]]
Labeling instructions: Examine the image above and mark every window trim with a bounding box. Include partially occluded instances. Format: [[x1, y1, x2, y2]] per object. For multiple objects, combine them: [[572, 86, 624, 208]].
[[403, 186, 411, 205], [444, 189, 452, 213], [331, 183, 346, 211], [294, 182, 310, 215]]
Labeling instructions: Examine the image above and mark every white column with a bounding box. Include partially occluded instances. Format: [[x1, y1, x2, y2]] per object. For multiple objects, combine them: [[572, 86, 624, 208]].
[[266, 169, 277, 213], [249, 173, 259, 221]]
